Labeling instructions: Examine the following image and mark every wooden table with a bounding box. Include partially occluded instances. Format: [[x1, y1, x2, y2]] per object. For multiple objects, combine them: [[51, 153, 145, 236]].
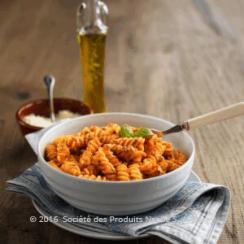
[[0, 0, 244, 243]]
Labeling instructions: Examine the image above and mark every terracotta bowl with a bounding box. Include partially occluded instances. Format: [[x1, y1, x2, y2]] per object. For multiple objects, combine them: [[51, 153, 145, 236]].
[[16, 98, 91, 135]]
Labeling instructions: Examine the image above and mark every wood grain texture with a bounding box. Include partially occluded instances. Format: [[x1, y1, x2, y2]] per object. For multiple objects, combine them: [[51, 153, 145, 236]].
[[0, 0, 244, 243]]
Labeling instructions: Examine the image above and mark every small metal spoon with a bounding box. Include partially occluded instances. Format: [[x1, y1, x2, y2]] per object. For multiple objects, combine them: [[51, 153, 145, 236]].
[[43, 75, 56, 122], [152, 102, 244, 136]]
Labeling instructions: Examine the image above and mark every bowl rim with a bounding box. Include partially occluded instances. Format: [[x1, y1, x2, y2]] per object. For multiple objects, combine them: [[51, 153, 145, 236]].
[[38, 112, 195, 185], [16, 97, 91, 130]]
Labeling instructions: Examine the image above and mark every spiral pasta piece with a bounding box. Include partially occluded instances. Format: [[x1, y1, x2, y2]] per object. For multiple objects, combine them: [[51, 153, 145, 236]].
[[108, 144, 146, 162], [60, 161, 81, 176], [113, 137, 145, 151], [65, 134, 91, 151], [87, 164, 99, 175], [173, 149, 188, 165], [79, 137, 101, 168], [93, 148, 116, 175], [105, 173, 117, 181], [56, 142, 70, 164], [45, 144, 57, 161], [102, 145, 121, 167], [140, 156, 158, 175], [87, 124, 120, 144], [79, 174, 107, 181], [128, 163, 143, 180], [158, 160, 169, 172], [98, 134, 118, 144], [167, 160, 181, 171], [81, 164, 99, 176], [89, 125, 102, 134], [48, 160, 60, 170], [116, 164, 130, 181], [163, 142, 174, 158], [145, 135, 166, 161], [53, 136, 67, 145], [104, 123, 121, 135]]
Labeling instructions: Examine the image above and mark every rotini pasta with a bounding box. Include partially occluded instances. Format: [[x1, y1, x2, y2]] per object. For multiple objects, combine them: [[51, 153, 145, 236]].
[[128, 163, 143, 180], [103, 145, 121, 167], [116, 164, 130, 181], [108, 144, 146, 162], [93, 148, 116, 175], [140, 155, 158, 175], [113, 137, 145, 151], [45, 144, 57, 161], [48, 160, 60, 170], [79, 137, 101, 168], [60, 161, 81, 176], [56, 142, 70, 164], [44, 123, 188, 181]]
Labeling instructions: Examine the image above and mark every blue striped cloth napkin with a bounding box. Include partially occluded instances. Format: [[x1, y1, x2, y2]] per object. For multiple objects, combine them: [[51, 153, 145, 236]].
[[5, 129, 230, 244]]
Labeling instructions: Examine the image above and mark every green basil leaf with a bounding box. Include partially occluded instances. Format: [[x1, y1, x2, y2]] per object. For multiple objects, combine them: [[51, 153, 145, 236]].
[[119, 125, 133, 138], [133, 128, 151, 138]]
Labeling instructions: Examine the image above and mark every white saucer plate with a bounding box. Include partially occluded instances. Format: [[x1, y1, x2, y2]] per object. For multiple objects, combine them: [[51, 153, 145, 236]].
[[32, 171, 201, 240]]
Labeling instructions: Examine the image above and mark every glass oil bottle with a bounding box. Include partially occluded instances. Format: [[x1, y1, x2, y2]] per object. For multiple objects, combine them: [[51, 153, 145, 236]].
[[77, 0, 108, 113]]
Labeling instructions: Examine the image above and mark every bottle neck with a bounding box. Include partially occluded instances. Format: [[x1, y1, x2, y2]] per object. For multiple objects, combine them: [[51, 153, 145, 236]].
[[89, 0, 98, 27], [77, 0, 108, 35]]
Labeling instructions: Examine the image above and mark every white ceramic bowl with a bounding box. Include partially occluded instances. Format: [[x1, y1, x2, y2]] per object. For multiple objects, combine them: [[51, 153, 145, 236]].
[[38, 113, 195, 215]]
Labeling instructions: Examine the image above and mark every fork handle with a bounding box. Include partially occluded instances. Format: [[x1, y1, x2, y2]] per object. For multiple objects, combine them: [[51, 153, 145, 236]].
[[186, 102, 244, 130]]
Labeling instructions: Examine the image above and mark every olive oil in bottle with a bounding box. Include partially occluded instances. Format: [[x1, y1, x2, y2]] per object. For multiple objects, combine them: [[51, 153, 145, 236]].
[[79, 33, 106, 113], [77, 0, 108, 113]]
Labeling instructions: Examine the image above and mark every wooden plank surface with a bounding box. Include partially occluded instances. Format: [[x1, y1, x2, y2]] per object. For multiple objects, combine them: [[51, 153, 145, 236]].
[[0, 0, 244, 243]]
